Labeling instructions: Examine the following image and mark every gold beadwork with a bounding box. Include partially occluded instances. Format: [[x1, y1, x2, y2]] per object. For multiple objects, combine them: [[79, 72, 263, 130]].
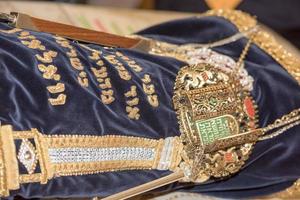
[[48, 94, 67, 106]]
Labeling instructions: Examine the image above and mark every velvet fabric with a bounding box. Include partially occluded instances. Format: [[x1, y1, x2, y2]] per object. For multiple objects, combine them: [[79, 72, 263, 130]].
[[0, 15, 299, 199]]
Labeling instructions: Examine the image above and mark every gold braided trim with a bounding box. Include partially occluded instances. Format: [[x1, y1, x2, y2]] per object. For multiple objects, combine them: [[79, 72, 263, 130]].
[[0, 126, 19, 196], [204, 9, 300, 84], [0, 125, 182, 197]]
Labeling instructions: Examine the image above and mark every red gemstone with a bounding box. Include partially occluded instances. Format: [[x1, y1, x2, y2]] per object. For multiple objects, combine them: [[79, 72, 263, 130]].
[[244, 97, 255, 119], [224, 152, 234, 163], [202, 72, 209, 81]]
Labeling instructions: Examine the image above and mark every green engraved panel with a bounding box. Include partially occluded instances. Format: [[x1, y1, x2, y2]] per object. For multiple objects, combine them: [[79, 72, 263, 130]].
[[196, 115, 237, 145]]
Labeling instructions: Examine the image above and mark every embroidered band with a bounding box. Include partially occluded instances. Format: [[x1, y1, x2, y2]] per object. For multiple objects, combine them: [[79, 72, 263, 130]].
[[0, 125, 183, 197]]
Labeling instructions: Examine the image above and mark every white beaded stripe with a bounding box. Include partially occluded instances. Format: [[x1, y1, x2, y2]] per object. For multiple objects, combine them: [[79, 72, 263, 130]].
[[157, 137, 174, 170], [48, 147, 155, 163]]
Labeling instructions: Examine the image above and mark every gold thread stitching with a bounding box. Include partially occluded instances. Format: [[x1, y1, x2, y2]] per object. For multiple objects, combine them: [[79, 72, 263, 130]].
[[142, 74, 159, 107], [125, 86, 140, 120], [0, 125, 19, 193], [48, 94, 67, 106], [55, 37, 89, 87], [47, 83, 65, 94]]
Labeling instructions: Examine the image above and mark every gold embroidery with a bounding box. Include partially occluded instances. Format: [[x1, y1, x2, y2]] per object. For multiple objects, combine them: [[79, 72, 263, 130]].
[[70, 58, 84, 70], [37, 64, 61, 81], [0, 124, 182, 197], [104, 55, 132, 80], [6, 30, 66, 106], [126, 106, 140, 120], [125, 86, 140, 120], [78, 77, 89, 87], [142, 74, 151, 84], [99, 78, 112, 89], [47, 83, 65, 93], [85, 47, 115, 105], [204, 9, 300, 84], [48, 94, 67, 106], [116, 51, 143, 72], [67, 49, 77, 57], [19, 35, 36, 40], [36, 50, 58, 63], [21, 40, 45, 50], [19, 173, 42, 184], [125, 85, 137, 97], [0, 28, 22, 34], [56, 39, 72, 48], [126, 98, 139, 107], [101, 89, 115, 104], [142, 74, 159, 107], [147, 95, 159, 107], [55, 38, 89, 87], [143, 84, 155, 95], [89, 51, 101, 60], [19, 31, 30, 37], [0, 126, 19, 193], [92, 67, 108, 78]]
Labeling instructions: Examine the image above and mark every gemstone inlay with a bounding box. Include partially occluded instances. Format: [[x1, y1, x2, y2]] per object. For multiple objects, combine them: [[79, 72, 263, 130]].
[[17, 139, 38, 174], [48, 147, 155, 163]]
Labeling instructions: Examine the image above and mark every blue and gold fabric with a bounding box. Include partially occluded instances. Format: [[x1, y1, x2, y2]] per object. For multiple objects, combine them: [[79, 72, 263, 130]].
[[0, 10, 299, 199]]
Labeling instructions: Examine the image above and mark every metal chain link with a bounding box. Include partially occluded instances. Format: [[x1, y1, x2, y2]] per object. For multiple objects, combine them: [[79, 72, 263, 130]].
[[259, 109, 300, 141]]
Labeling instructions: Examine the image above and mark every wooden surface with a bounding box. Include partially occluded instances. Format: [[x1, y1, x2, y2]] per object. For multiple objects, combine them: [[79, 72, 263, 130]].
[[0, 1, 194, 35]]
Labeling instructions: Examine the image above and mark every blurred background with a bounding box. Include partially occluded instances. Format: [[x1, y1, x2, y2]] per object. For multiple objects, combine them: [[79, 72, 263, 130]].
[[0, 0, 300, 47]]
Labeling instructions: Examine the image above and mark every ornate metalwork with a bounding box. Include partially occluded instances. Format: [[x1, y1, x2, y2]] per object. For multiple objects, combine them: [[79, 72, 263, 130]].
[[173, 63, 259, 181]]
